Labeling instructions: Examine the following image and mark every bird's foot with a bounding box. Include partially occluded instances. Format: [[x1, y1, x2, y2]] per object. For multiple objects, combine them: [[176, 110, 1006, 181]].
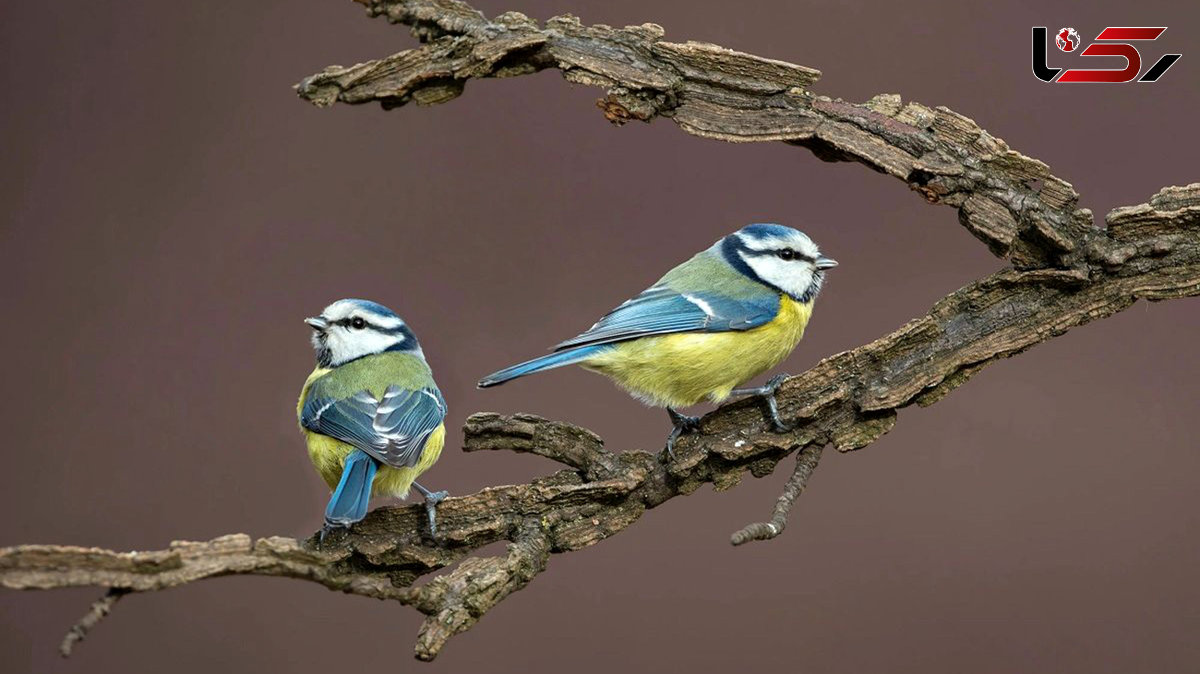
[[731, 373, 793, 432], [665, 407, 702, 460], [413, 482, 449, 537], [316, 521, 348, 548]]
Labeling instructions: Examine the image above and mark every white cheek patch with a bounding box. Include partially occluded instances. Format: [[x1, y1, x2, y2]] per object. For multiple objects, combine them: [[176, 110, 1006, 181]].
[[326, 328, 405, 366], [741, 253, 815, 299]]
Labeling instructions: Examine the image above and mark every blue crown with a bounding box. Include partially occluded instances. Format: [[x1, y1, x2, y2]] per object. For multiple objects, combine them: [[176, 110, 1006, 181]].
[[343, 298, 400, 318], [737, 223, 800, 240]]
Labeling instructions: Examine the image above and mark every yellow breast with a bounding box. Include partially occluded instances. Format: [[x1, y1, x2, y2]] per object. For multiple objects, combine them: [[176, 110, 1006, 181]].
[[303, 426, 444, 500], [582, 295, 813, 408]]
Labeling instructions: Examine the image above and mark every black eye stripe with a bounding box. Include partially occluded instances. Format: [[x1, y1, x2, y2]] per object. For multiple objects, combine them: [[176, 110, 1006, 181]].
[[750, 249, 816, 262], [333, 317, 409, 335]]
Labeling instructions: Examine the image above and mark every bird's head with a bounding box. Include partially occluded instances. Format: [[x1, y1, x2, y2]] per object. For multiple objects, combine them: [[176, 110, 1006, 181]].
[[719, 224, 838, 302], [305, 299, 420, 368]]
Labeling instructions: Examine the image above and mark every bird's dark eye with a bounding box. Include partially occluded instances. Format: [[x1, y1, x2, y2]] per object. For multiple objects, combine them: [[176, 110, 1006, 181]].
[[351, 317, 366, 329], [776, 249, 796, 261]]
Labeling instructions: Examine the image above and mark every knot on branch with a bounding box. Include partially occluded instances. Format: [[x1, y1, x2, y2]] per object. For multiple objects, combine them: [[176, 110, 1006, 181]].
[[597, 90, 674, 125]]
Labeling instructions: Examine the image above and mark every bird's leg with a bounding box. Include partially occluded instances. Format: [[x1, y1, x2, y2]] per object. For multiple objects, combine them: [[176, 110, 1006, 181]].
[[316, 521, 347, 548], [730, 373, 793, 432], [665, 407, 701, 459], [413, 482, 449, 536]]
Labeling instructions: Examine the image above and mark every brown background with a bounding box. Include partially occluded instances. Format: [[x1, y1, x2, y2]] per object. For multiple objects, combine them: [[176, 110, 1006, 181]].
[[1, 0, 1198, 672]]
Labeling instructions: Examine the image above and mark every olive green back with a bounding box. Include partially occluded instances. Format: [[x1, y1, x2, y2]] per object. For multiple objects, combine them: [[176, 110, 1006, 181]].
[[307, 350, 436, 401], [657, 248, 770, 301]]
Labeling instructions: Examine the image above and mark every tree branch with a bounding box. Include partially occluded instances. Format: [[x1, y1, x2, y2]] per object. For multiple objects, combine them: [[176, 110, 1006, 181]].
[[3, 0, 1197, 662], [298, 0, 1093, 271]]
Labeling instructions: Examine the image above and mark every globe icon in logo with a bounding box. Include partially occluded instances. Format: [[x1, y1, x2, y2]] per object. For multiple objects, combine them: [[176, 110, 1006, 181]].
[[1056, 27, 1081, 52]]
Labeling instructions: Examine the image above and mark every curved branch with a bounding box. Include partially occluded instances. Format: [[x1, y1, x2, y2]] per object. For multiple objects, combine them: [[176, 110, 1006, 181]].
[[298, 0, 1093, 271], [2, 0, 1198, 662]]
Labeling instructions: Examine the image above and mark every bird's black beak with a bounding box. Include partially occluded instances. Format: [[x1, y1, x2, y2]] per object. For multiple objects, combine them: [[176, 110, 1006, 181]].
[[305, 316, 329, 330], [815, 257, 839, 270]]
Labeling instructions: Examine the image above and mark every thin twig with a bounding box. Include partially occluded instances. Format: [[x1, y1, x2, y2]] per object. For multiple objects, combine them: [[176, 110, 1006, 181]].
[[731, 445, 824, 546], [60, 588, 129, 657]]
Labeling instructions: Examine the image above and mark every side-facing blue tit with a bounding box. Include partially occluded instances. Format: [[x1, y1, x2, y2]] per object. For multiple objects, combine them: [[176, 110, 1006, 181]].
[[297, 299, 448, 538], [478, 224, 837, 452]]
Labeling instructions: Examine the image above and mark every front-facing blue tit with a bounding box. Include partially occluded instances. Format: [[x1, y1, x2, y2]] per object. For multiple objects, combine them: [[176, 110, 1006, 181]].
[[297, 299, 448, 539], [479, 224, 837, 453]]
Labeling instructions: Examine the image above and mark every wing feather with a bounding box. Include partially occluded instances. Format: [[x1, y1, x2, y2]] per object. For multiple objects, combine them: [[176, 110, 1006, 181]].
[[553, 286, 779, 351], [301, 386, 446, 468]]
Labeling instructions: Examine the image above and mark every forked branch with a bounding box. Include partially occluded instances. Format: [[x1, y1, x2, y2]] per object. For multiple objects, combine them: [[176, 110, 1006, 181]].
[[2, 0, 1198, 662]]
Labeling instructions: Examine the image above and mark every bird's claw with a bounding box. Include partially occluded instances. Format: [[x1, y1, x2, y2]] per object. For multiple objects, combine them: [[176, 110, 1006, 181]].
[[665, 407, 701, 460], [413, 482, 449, 537], [423, 490, 448, 536], [316, 522, 347, 548], [732, 373, 793, 432]]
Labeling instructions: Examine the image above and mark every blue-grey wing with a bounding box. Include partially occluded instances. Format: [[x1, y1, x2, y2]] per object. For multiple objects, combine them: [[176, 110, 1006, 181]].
[[301, 386, 446, 469], [554, 286, 780, 351], [300, 390, 380, 451], [372, 386, 447, 467]]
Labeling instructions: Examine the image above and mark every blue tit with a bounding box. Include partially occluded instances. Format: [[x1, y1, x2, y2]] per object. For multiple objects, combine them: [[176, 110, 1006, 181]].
[[478, 224, 837, 453], [297, 299, 448, 538]]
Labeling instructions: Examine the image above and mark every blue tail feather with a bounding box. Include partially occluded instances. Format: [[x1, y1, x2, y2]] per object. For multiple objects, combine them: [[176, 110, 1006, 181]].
[[325, 450, 378, 527], [478, 345, 607, 388]]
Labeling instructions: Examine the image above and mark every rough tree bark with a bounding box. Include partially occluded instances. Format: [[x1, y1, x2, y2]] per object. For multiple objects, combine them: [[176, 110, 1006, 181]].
[[2, 0, 1197, 662]]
